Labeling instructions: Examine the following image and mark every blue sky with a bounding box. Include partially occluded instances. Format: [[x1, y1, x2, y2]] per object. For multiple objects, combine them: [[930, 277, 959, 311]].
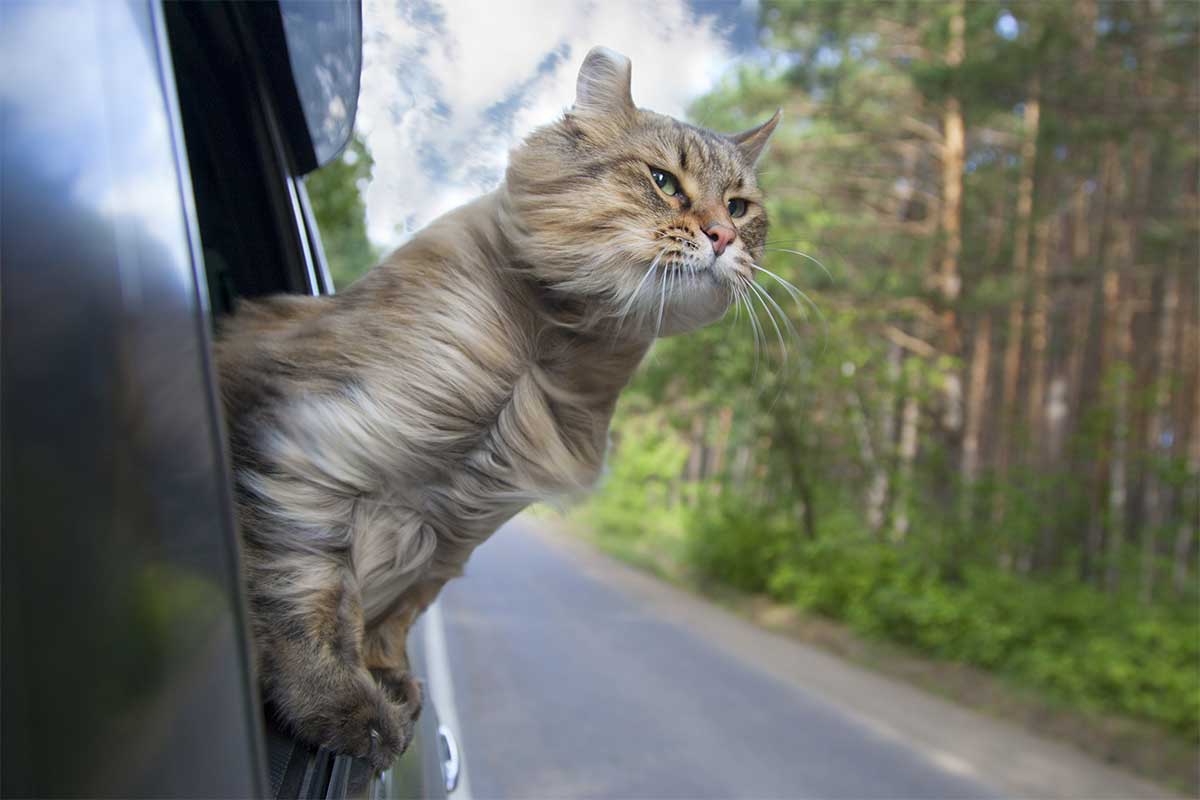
[[356, 0, 760, 247]]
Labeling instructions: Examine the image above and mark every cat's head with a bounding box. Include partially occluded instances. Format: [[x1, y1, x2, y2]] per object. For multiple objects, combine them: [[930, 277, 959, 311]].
[[502, 46, 779, 340]]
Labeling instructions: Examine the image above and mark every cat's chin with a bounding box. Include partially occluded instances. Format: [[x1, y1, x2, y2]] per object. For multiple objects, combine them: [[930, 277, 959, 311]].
[[604, 266, 733, 340], [653, 277, 734, 338]]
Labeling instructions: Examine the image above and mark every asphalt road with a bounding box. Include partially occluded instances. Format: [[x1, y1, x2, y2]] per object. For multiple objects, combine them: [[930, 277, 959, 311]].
[[433, 519, 1004, 799]]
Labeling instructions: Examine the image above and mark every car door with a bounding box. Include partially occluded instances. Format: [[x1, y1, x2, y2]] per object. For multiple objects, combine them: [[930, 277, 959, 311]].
[[2, 1, 449, 796]]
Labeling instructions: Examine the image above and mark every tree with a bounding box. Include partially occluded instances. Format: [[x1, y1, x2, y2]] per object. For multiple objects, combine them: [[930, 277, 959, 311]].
[[304, 134, 379, 289], [576, 0, 1200, 743]]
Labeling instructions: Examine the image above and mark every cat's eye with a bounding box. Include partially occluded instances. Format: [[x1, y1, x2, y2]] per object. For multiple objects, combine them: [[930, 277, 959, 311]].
[[727, 198, 748, 218], [650, 168, 680, 197]]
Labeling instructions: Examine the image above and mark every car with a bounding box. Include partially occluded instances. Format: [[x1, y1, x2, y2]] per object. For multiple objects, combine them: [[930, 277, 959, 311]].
[[1, 1, 459, 796]]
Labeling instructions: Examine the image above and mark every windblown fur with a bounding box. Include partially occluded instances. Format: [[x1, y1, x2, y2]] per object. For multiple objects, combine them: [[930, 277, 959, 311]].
[[216, 46, 779, 768]]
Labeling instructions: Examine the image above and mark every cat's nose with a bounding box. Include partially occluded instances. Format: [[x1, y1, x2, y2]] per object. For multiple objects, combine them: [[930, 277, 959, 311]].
[[703, 222, 736, 256]]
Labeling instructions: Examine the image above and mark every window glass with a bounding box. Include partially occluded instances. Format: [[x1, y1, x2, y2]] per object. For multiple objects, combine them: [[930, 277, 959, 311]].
[[279, 0, 362, 168]]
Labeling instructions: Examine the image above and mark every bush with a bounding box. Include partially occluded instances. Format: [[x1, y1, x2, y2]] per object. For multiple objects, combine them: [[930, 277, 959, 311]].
[[685, 511, 1200, 738], [687, 495, 796, 593], [578, 412, 689, 542]]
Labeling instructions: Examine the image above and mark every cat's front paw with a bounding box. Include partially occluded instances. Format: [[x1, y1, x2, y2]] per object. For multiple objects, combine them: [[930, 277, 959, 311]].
[[298, 678, 418, 772], [372, 667, 424, 722]]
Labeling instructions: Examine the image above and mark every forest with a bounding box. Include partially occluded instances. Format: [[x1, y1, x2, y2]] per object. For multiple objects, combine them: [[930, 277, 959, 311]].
[[308, 0, 1199, 758]]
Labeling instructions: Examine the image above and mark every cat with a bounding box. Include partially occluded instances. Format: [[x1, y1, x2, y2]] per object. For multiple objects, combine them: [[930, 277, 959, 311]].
[[216, 46, 779, 769]]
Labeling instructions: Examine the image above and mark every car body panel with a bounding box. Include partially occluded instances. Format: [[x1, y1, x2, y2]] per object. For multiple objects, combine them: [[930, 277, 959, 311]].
[[0, 0, 265, 794]]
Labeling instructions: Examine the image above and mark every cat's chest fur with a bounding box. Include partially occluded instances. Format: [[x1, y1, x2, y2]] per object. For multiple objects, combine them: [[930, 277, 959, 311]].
[[346, 349, 614, 620], [369, 314, 612, 489], [219, 235, 644, 623]]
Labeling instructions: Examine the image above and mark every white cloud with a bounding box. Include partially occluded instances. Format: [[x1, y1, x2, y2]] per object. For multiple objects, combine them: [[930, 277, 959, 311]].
[[357, 0, 744, 248]]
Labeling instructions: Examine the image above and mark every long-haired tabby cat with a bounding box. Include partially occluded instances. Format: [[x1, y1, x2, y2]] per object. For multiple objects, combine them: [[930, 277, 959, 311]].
[[216, 46, 779, 768]]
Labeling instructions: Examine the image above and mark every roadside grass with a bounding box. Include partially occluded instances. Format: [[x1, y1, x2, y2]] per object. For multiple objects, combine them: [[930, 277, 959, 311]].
[[535, 504, 1200, 797]]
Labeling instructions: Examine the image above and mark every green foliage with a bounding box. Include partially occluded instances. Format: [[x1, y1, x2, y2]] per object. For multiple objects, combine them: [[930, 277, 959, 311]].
[[687, 495, 797, 593], [575, 409, 690, 543], [305, 135, 380, 289], [582, 409, 1200, 736], [686, 501, 1200, 737]]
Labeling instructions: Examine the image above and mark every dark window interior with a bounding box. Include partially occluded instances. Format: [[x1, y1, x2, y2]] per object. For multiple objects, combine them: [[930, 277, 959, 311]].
[[164, 1, 317, 320]]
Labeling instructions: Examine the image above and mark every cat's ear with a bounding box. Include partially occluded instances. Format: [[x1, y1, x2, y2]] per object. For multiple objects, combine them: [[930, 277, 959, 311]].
[[574, 46, 635, 118], [729, 109, 783, 165]]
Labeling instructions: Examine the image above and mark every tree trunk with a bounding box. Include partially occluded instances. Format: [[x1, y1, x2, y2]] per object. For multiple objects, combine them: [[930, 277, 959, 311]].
[[732, 445, 751, 485], [848, 386, 884, 535], [994, 77, 1041, 523], [1108, 1, 1157, 594], [1140, 271, 1180, 603], [1026, 219, 1053, 458], [776, 422, 817, 540], [867, 343, 901, 535], [1103, 272, 1134, 594], [1065, 0, 1101, 580], [892, 386, 921, 542], [1082, 141, 1126, 586], [1063, 183, 1096, 434], [1020, 218, 1054, 571], [710, 405, 734, 480], [1172, 277, 1199, 596], [689, 416, 708, 505], [961, 315, 992, 520], [1046, 188, 1090, 469], [1098, 141, 1141, 593], [938, 0, 966, 437]]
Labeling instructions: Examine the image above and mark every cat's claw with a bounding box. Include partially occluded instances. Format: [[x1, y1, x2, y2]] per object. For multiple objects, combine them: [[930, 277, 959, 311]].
[[367, 727, 385, 769], [294, 679, 416, 773]]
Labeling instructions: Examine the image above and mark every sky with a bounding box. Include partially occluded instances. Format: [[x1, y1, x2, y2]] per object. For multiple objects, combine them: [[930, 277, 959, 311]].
[[355, 0, 760, 248]]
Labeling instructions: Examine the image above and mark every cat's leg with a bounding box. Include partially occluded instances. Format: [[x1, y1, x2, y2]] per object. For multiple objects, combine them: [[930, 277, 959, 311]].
[[363, 578, 448, 710], [251, 555, 418, 771]]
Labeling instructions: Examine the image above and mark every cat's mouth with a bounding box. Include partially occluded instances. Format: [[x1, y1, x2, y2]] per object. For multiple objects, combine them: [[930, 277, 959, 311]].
[[652, 231, 750, 282], [662, 261, 715, 280], [659, 250, 748, 283]]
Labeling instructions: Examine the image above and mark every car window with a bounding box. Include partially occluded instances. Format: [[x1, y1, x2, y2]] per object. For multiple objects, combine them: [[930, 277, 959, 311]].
[[165, 2, 319, 318], [277, 0, 362, 168]]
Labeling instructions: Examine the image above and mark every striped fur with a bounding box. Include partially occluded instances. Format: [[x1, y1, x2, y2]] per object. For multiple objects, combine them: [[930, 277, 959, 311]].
[[215, 46, 777, 767]]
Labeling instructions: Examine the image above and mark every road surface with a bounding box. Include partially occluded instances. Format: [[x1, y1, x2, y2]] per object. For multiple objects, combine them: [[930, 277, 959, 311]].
[[424, 518, 1172, 799]]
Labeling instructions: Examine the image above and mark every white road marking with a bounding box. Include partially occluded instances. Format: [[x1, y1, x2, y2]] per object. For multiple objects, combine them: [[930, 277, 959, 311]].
[[423, 600, 474, 800]]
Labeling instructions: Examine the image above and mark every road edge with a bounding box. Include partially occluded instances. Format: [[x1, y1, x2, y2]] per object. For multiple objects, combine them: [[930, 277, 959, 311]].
[[520, 515, 1184, 800]]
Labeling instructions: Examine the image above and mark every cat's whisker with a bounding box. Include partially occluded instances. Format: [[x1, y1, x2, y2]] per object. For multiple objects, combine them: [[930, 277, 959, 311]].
[[730, 279, 745, 329], [748, 274, 803, 347], [751, 262, 831, 355], [654, 258, 669, 341], [748, 287, 766, 387], [613, 247, 667, 340], [762, 247, 834, 285], [749, 263, 821, 322], [752, 284, 792, 401], [746, 278, 789, 370], [743, 277, 791, 410], [737, 277, 764, 385], [665, 265, 673, 321]]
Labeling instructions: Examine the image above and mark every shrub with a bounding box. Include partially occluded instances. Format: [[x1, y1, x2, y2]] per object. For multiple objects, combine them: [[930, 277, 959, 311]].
[[688, 513, 1200, 738], [687, 495, 794, 593]]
